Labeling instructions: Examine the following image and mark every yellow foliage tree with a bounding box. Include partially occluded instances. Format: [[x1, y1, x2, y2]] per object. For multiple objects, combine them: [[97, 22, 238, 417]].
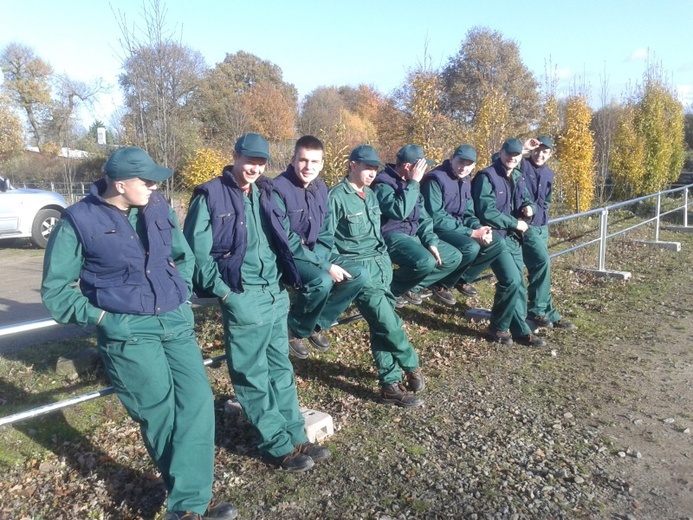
[[319, 123, 350, 188], [610, 65, 685, 198], [179, 147, 229, 190], [610, 104, 646, 198], [0, 94, 24, 161], [406, 70, 449, 163], [470, 87, 509, 169], [557, 95, 595, 212]]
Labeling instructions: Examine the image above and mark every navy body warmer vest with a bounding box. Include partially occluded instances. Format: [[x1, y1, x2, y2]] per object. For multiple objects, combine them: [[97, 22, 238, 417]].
[[273, 164, 328, 249], [474, 160, 528, 238], [194, 169, 302, 294], [422, 160, 472, 221], [372, 165, 420, 238], [521, 158, 553, 227], [64, 180, 188, 315]]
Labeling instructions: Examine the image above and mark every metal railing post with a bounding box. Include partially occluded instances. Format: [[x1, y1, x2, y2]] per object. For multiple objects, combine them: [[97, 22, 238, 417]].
[[655, 192, 661, 242], [685, 188, 689, 228], [598, 208, 609, 271]]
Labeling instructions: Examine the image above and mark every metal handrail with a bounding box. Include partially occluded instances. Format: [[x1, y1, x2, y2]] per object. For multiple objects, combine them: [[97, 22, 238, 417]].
[[2, 183, 692, 427]]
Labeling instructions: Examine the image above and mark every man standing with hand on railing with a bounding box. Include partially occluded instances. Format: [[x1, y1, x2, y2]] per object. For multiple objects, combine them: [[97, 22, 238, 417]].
[[519, 136, 576, 330], [41, 147, 237, 520]]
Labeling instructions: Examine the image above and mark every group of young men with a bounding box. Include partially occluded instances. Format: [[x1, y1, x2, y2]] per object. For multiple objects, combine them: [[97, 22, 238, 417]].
[[40, 132, 573, 519]]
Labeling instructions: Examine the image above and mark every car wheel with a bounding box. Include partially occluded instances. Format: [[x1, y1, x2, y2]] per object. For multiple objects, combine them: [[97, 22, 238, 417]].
[[31, 208, 62, 248]]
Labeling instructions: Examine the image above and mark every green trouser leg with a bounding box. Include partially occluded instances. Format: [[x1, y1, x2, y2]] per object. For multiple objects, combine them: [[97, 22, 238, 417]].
[[353, 254, 419, 385], [97, 304, 214, 515], [436, 230, 507, 283], [522, 225, 561, 322], [221, 286, 308, 458], [386, 233, 464, 294], [288, 258, 368, 338], [504, 235, 533, 338]]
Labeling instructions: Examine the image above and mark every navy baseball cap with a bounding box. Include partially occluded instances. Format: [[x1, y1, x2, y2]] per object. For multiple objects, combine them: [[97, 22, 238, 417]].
[[396, 144, 435, 166], [349, 145, 383, 167], [537, 135, 554, 149], [235, 133, 271, 160], [501, 138, 523, 154], [104, 147, 172, 182], [452, 145, 477, 162]]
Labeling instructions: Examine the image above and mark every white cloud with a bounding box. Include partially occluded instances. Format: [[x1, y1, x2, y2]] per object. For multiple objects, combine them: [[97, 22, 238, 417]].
[[628, 48, 649, 62], [556, 67, 573, 80], [675, 84, 693, 107]]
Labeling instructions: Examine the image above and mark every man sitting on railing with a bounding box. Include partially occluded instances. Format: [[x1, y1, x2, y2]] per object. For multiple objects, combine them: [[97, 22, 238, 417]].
[[519, 137, 576, 330], [472, 139, 547, 347]]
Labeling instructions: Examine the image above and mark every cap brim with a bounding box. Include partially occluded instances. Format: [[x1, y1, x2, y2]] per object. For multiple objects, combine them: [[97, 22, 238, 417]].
[[363, 160, 383, 167], [425, 159, 435, 167], [140, 164, 173, 182]]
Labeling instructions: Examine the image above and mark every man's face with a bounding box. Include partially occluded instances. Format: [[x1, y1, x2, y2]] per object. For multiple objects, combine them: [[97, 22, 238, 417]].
[[118, 177, 157, 207], [450, 156, 476, 179], [292, 147, 324, 187], [500, 149, 522, 172], [531, 145, 552, 167], [232, 153, 267, 188], [348, 161, 378, 190]]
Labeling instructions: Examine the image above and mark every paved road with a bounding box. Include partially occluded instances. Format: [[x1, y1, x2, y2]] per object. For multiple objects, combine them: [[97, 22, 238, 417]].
[[0, 242, 91, 353]]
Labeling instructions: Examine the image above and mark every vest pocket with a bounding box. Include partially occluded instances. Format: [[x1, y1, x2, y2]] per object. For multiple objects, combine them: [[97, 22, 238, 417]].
[[155, 218, 175, 246]]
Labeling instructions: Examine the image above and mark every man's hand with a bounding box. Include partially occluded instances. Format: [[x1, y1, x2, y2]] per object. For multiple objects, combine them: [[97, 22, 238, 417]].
[[407, 158, 429, 183], [516, 220, 529, 233], [521, 205, 534, 218], [523, 138, 541, 151], [471, 226, 493, 245], [428, 245, 442, 265], [328, 264, 353, 283]]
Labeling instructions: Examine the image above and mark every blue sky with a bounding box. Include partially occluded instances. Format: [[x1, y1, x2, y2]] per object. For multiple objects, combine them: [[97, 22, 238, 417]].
[[2, 0, 692, 129]]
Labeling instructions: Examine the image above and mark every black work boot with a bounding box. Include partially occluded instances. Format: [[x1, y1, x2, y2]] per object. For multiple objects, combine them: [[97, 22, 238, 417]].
[[296, 441, 331, 463], [308, 330, 330, 351]]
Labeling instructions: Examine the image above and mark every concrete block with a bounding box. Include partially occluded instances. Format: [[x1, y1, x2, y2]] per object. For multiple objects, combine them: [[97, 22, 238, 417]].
[[633, 240, 681, 252], [300, 407, 334, 442], [574, 267, 631, 280], [224, 399, 334, 442], [661, 225, 693, 234]]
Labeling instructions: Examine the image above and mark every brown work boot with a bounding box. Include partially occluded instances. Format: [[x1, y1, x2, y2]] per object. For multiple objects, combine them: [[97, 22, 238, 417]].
[[405, 368, 425, 393], [380, 382, 424, 408], [308, 330, 330, 351], [288, 329, 310, 359], [296, 441, 331, 463], [431, 285, 456, 306]]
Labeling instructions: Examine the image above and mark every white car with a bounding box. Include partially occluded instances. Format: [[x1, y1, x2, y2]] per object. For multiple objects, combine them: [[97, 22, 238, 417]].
[[0, 176, 68, 248]]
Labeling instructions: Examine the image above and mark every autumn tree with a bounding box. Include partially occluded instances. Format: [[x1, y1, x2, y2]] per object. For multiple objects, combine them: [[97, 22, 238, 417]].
[[179, 147, 229, 189], [470, 87, 509, 168], [557, 95, 595, 212], [610, 64, 685, 197], [441, 27, 539, 138], [116, 0, 205, 177], [0, 43, 52, 150], [0, 93, 24, 166]]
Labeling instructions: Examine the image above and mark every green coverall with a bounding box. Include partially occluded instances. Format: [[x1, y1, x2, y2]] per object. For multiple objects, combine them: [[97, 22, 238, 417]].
[[274, 194, 367, 339], [185, 188, 308, 459], [327, 178, 419, 385], [421, 177, 506, 285], [42, 210, 215, 515], [373, 178, 464, 296], [472, 166, 535, 338]]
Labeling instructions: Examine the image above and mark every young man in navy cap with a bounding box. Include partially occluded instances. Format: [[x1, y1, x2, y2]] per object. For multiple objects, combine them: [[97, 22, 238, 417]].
[[327, 144, 424, 407], [184, 133, 330, 473], [272, 135, 367, 359], [519, 136, 576, 330], [371, 144, 465, 308], [421, 144, 504, 301], [472, 138, 548, 347], [42, 147, 237, 520]]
